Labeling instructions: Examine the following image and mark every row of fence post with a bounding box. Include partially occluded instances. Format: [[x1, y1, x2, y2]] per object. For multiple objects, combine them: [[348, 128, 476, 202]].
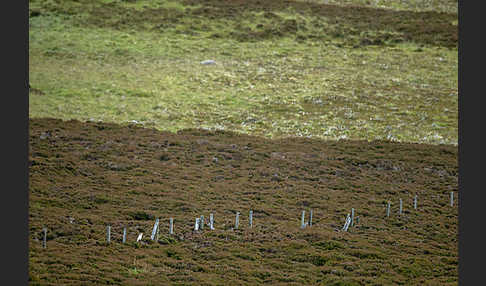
[[40, 192, 456, 247], [385, 191, 455, 218]]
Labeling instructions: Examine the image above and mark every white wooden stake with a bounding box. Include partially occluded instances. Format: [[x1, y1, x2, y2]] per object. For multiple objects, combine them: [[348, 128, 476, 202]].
[[200, 215, 205, 230], [106, 225, 111, 244], [209, 213, 214, 230], [301, 210, 305, 228], [151, 218, 160, 240], [414, 195, 418, 210], [194, 218, 200, 231], [249, 210, 253, 228], [122, 227, 127, 244], [169, 218, 174, 235], [137, 233, 143, 242], [450, 191, 454, 206], [342, 214, 351, 232], [42, 228, 47, 249], [386, 202, 391, 217], [309, 209, 313, 227], [399, 199, 403, 215], [351, 208, 355, 227], [235, 212, 240, 229]]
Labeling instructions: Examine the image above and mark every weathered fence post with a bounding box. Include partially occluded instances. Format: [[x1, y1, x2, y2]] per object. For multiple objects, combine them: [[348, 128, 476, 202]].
[[209, 213, 215, 230], [42, 228, 47, 249], [399, 199, 403, 215], [414, 195, 418, 210], [309, 209, 313, 227], [386, 201, 391, 217], [151, 218, 160, 240], [249, 210, 253, 228], [450, 191, 454, 206], [122, 227, 127, 244], [351, 208, 355, 227], [194, 218, 200, 231], [107, 225, 111, 244], [342, 214, 351, 232], [200, 215, 205, 230], [169, 218, 174, 235], [235, 212, 240, 229], [301, 210, 306, 229]]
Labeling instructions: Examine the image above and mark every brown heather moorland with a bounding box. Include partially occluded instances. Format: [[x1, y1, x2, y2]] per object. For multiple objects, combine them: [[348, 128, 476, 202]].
[[29, 118, 457, 285]]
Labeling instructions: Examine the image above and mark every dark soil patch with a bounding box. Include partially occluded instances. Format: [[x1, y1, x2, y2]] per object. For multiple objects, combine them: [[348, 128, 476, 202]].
[[29, 118, 457, 285]]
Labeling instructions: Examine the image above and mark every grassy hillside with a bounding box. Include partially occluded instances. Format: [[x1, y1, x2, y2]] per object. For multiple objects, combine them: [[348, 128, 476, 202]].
[[29, 0, 457, 145], [28, 1, 458, 285]]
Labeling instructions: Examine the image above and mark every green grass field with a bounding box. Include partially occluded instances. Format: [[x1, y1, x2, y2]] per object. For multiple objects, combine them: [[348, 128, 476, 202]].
[[29, 0, 457, 145]]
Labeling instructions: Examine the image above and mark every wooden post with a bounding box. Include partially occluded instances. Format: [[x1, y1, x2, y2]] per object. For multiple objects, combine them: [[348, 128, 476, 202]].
[[235, 212, 240, 229], [414, 195, 418, 210], [209, 213, 214, 230], [399, 199, 403, 215], [249, 210, 253, 228], [450, 191, 454, 206], [169, 218, 174, 235], [309, 209, 313, 227], [386, 202, 390, 217], [200, 215, 205, 230], [107, 225, 111, 244], [122, 227, 127, 244], [342, 214, 351, 232], [351, 208, 355, 227], [42, 228, 47, 249], [151, 218, 160, 240], [301, 210, 305, 229]]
